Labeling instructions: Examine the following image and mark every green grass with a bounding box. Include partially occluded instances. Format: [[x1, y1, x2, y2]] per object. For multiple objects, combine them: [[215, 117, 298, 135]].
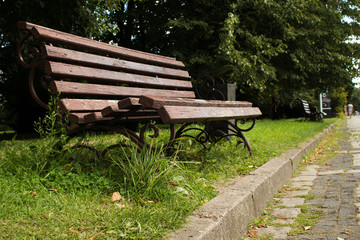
[[287, 205, 323, 236], [0, 118, 336, 239]]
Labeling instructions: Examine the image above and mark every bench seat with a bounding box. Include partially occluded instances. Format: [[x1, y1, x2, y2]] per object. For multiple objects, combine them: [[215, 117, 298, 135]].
[[138, 96, 254, 109], [136, 96, 261, 124], [158, 105, 261, 124]]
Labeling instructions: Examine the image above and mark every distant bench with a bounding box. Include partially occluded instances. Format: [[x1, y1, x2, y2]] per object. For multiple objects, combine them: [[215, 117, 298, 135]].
[[299, 99, 325, 121], [17, 21, 262, 155]]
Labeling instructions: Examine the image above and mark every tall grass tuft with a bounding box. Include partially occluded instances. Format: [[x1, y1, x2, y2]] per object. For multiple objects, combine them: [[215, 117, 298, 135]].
[[33, 91, 69, 146], [109, 143, 176, 200]]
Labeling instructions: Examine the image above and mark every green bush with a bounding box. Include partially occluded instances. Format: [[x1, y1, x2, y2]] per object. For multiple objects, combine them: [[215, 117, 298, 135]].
[[330, 87, 348, 116]]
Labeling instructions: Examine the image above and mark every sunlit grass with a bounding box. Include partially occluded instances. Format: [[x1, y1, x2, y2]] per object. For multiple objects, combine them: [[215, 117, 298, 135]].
[[0, 118, 337, 239]]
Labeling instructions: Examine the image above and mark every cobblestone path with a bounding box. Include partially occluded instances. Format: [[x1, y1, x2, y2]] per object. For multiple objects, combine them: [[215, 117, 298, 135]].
[[250, 117, 360, 240]]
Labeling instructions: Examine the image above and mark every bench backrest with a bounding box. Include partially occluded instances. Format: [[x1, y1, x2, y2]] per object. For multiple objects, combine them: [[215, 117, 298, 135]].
[[300, 99, 311, 115], [18, 22, 195, 112]]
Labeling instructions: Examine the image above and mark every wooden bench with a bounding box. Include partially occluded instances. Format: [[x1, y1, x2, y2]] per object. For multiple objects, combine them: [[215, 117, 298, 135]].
[[17, 21, 262, 155], [299, 99, 325, 121]]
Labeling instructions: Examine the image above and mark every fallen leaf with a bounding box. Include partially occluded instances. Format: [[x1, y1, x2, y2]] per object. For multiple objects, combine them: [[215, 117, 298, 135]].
[[41, 213, 49, 218], [69, 226, 79, 234], [203, 199, 209, 204], [248, 230, 258, 236], [48, 188, 58, 192], [115, 203, 126, 209], [63, 163, 72, 168], [30, 191, 37, 197], [147, 200, 155, 203], [87, 237, 94, 240], [111, 192, 122, 202], [304, 226, 312, 230]]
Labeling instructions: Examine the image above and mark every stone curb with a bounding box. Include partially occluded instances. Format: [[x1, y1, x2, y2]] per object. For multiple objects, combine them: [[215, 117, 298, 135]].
[[168, 123, 336, 240]]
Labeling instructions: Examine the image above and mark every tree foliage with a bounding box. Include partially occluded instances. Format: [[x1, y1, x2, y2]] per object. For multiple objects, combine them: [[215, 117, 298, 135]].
[[219, 0, 360, 115], [99, 0, 360, 116], [99, 0, 232, 76], [1, 0, 360, 131]]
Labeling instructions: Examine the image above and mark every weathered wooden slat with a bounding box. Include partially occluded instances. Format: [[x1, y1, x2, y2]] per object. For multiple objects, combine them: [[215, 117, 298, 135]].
[[58, 99, 120, 114], [59, 98, 141, 115], [45, 61, 193, 89], [18, 21, 185, 69], [118, 97, 141, 109], [17, 21, 38, 31], [102, 107, 156, 118], [50, 81, 196, 99], [101, 106, 131, 117], [158, 106, 262, 124], [84, 111, 159, 124], [83, 112, 114, 124], [68, 112, 89, 124], [42, 45, 190, 80], [102, 98, 141, 117], [139, 96, 253, 109], [69, 111, 160, 124]]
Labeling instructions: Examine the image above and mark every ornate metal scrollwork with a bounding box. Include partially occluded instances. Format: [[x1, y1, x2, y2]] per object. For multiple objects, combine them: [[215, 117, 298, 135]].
[[17, 32, 41, 69], [168, 119, 256, 154], [73, 123, 162, 160], [170, 123, 211, 150], [232, 118, 256, 132], [194, 74, 226, 100], [139, 124, 159, 143], [28, 63, 51, 109], [70, 144, 103, 161], [194, 65, 235, 100], [101, 143, 127, 159], [225, 119, 256, 153], [186, 65, 256, 153], [18, 31, 50, 109]]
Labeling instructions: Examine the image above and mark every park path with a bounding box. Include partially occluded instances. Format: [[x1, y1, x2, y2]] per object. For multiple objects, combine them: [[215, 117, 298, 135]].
[[251, 117, 360, 240]]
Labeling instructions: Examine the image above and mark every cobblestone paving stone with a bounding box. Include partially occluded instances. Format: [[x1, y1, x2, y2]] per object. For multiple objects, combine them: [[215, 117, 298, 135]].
[[250, 117, 360, 240]]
